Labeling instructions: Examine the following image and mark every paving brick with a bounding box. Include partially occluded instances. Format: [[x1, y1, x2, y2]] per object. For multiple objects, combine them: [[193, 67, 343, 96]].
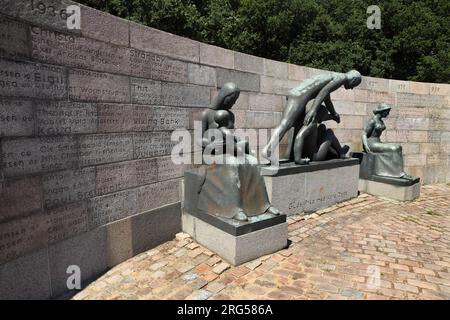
[[212, 262, 230, 275], [393, 282, 419, 294], [412, 267, 436, 276], [72, 184, 450, 300], [206, 282, 226, 294]]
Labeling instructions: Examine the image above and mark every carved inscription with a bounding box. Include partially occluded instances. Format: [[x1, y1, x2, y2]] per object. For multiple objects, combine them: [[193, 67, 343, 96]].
[[137, 179, 180, 212], [46, 201, 89, 244], [129, 48, 188, 82], [79, 134, 133, 166], [96, 158, 159, 195], [133, 132, 176, 158], [0, 0, 76, 32], [88, 189, 138, 228], [397, 93, 447, 108], [0, 213, 48, 264], [96, 161, 138, 196], [35, 101, 97, 136], [1, 136, 78, 176], [97, 103, 134, 133], [157, 156, 184, 181], [0, 59, 67, 98], [133, 106, 190, 131], [288, 191, 349, 211], [0, 98, 34, 136], [69, 69, 130, 102], [42, 167, 96, 209], [134, 158, 158, 186], [31, 26, 129, 74], [131, 78, 162, 105]]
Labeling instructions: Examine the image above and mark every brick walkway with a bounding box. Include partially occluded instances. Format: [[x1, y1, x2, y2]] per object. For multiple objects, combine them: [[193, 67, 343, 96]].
[[73, 184, 450, 300]]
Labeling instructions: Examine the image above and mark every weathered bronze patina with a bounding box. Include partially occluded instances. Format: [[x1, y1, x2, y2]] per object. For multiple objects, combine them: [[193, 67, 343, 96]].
[[262, 70, 361, 164], [193, 82, 281, 222]]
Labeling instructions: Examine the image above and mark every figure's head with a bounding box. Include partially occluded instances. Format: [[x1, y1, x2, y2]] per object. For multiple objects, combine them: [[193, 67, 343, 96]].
[[344, 70, 362, 89], [211, 82, 240, 110], [214, 110, 232, 128], [373, 103, 391, 118]]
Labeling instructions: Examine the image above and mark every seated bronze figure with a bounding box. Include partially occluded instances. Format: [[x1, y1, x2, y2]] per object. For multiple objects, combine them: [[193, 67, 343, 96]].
[[361, 104, 415, 181], [194, 82, 281, 222]]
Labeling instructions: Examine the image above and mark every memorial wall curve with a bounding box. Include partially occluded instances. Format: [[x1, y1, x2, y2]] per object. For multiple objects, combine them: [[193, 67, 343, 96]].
[[0, 0, 449, 299]]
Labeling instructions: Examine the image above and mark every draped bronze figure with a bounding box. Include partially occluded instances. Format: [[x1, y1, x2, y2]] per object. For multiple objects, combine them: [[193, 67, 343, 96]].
[[194, 82, 281, 222], [361, 104, 415, 181]]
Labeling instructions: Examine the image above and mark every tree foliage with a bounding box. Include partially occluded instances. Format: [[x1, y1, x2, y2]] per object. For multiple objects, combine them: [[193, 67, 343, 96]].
[[79, 0, 450, 83]]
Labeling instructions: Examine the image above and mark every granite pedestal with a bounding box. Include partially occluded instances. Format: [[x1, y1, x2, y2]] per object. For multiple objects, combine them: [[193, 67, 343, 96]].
[[260, 158, 360, 216], [182, 169, 288, 266], [352, 152, 421, 201]]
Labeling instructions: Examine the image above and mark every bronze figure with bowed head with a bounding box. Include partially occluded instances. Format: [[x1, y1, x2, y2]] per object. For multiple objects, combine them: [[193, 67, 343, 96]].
[[294, 102, 350, 163], [262, 70, 361, 164], [197, 82, 250, 160], [195, 82, 281, 222], [361, 104, 415, 180]]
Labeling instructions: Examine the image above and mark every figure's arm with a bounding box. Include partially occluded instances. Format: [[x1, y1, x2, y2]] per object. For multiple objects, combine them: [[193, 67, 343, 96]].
[[196, 110, 211, 147], [362, 119, 375, 153], [304, 77, 346, 125], [324, 94, 338, 116]]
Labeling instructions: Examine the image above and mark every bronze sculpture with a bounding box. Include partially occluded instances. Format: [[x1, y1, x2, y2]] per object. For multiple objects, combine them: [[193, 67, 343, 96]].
[[262, 70, 361, 164], [361, 104, 415, 180], [194, 82, 281, 221], [292, 103, 350, 163]]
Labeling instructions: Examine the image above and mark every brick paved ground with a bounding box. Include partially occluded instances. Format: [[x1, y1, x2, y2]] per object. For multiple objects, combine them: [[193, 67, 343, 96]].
[[73, 184, 450, 300]]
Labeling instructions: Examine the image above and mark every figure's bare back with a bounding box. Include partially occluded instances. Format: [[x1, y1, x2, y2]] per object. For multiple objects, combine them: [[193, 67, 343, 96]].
[[289, 72, 337, 96]]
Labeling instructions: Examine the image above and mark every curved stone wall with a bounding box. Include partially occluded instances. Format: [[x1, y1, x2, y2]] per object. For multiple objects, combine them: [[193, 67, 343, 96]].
[[0, 0, 449, 299]]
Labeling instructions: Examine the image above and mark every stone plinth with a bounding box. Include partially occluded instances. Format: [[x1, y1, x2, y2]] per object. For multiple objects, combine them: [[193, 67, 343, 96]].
[[352, 152, 421, 201], [358, 178, 420, 201], [260, 158, 360, 215], [182, 169, 288, 265], [182, 212, 287, 266]]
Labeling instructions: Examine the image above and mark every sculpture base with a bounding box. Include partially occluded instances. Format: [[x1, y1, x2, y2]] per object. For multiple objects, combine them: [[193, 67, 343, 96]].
[[352, 152, 420, 186], [358, 178, 420, 201], [182, 211, 288, 266], [260, 158, 360, 215], [182, 168, 288, 265]]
